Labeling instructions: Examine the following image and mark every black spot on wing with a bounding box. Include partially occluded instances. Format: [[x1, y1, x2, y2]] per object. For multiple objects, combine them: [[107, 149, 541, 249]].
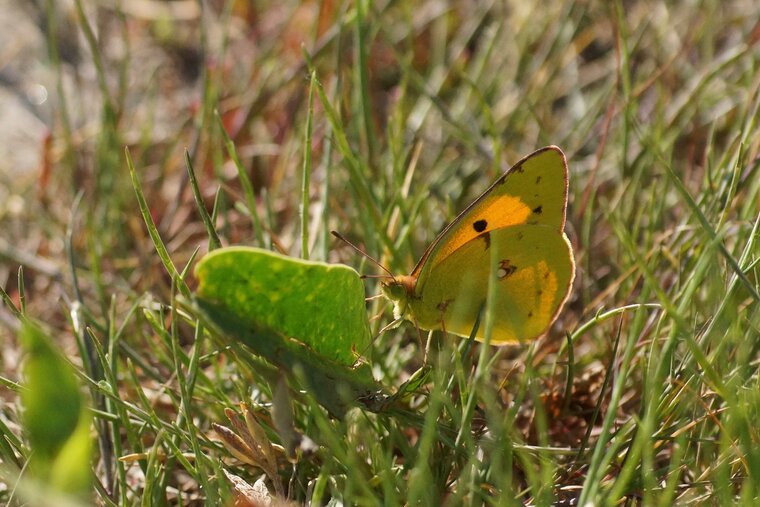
[[535, 175, 542, 185], [480, 231, 491, 250], [473, 219, 487, 232], [533, 205, 543, 215]]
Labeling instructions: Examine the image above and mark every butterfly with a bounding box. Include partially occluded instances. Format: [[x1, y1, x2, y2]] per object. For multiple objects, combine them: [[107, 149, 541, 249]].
[[381, 146, 575, 344]]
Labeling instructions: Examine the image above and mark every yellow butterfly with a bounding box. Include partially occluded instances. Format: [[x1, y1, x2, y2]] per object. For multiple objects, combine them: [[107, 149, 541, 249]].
[[382, 146, 575, 344]]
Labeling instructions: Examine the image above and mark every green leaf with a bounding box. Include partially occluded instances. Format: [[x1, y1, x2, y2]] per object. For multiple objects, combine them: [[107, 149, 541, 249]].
[[20, 321, 83, 466], [194, 246, 371, 366], [50, 412, 93, 495], [192, 247, 387, 416]]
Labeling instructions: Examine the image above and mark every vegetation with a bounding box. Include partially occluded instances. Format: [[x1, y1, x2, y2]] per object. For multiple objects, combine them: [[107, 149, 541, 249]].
[[1, 0, 759, 504]]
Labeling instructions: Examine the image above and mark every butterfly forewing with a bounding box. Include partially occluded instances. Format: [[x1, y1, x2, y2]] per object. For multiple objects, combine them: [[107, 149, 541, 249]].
[[412, 146, 569, 283]]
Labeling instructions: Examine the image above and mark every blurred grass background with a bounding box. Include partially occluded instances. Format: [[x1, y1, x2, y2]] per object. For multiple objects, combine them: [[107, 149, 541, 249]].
[[1, 0, 759, 505]]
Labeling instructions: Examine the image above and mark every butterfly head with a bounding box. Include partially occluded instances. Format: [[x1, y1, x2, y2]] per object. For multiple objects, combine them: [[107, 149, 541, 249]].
[[381, 275, 417, 321]]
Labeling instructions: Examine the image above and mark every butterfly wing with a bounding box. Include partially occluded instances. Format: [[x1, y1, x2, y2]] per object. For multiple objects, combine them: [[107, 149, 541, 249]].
[[407, 224, 574, 344], [412, 146, 569, 284]]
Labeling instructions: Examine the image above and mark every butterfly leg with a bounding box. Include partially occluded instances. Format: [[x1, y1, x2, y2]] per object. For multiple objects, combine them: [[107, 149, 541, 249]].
[[377, 316, 404, 335], [423, 330, 434, 365]]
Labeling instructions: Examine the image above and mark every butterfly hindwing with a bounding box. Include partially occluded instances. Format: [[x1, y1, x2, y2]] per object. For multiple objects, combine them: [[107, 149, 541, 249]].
[[408, 224, 574, 344]]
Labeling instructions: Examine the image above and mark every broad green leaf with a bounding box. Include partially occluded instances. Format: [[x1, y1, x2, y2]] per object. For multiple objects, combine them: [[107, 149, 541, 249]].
[[50, 412, 93, 495], [19, 320, 91, 495], [195, 246, 371, 366], [20, 321, 83, 466], [192, 247, 386, 416]]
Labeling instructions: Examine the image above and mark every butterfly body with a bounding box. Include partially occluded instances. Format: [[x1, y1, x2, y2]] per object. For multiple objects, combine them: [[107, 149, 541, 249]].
[[382, 146, 575, 345]]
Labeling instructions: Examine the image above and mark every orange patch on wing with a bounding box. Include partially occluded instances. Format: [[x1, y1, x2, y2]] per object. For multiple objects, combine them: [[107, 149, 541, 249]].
[[430, 195, 531, 269], [510, 260, 559, 323]]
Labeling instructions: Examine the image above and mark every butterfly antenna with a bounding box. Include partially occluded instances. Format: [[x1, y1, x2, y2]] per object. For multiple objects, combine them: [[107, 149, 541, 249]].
[[331, 231, 396, 280]]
